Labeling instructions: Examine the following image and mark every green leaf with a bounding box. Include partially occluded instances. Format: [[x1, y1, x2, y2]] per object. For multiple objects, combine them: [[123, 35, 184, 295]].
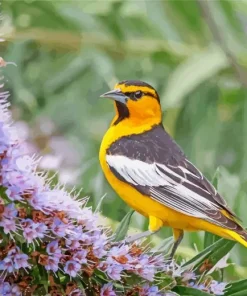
[[218, 1, 245, 36], [203, 232, 218, 249], [152, 236, 174, 254], [164, 292, 180, 296], [225, 279, 247, 295], [74, 278, 86, 293], [172, 286, 212, 296], [165, 0, 204, 38], [212, 167, 221, 188], [44, 52, 91, 94], [162, 45, 229, 108], [95, 193, 107, 212], [113, 210, 135, 242], [182, 237, 235, 274], [227, 291, 247, 296]]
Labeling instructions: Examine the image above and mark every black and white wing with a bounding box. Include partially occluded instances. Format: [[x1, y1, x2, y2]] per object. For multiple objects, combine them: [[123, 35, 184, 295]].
[[106, 124, 240, 230]]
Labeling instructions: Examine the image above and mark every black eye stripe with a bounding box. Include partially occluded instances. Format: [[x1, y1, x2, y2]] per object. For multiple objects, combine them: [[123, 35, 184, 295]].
[[124, 91, 158, 101], [144, 91, 157, 99]]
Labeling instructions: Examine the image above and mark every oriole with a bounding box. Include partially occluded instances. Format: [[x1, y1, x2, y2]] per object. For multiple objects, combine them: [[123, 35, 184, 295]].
[[99, 80, 247, 257]]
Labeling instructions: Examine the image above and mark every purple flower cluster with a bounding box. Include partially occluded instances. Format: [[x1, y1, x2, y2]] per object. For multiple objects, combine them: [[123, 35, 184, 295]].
[[0, 77, 166, 294], [0, 247, 30, 275], [100, 282, 168, 296], [138, 283, 166, 296], [190, 279, 227, 295], [100, 283, 116, 296], [100, 245, 164, 281], [210, 281, 227, 295], [0, 281, 22, 296]]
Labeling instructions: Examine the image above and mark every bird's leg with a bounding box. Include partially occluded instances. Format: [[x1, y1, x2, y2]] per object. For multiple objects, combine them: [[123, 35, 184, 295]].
[[169, 229, 184, 259]]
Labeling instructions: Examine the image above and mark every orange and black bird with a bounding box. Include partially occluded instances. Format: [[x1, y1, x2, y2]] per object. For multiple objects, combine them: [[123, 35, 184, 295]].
[[99, 80, 247, 257]]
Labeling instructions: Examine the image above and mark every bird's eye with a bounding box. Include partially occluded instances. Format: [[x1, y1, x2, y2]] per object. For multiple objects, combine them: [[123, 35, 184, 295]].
[[134, 91, 143, 99]]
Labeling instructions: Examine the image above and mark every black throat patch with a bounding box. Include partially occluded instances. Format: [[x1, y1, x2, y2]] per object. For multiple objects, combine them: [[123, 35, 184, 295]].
[[113, 101, 130, 125]]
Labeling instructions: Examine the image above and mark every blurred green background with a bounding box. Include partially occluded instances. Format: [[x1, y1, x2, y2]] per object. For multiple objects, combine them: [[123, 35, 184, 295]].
[[2, 0, 247, 279]]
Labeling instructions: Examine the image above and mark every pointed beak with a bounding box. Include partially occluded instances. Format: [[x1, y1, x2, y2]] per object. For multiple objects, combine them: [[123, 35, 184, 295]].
[[100, 89, 128, 105]]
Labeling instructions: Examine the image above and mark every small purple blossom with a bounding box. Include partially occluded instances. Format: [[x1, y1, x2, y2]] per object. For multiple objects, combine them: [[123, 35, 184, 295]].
[[35, 222, 47, 238], [1, 147, 35, 172], [46, 240, 62, 257], [13, 253, 30, 270], [76, 208, 98, 230], [133, 254, 157, 281], [139, 284, 163, 296], [14, 155, 35, 173], [0, 122, 13, 154], [210, 280, 227, 295], [21, 219, 47, 243], [189, 282, 208, 291], [137, 266, 155, 281], [7, 247, 20, 257], [0, 278, 21, 295], [64, 260, 81, 277], [11, 284, 22, 296], [66, 238, 81, 249], [100, 283, 116, 296], [0, 248, 30, 273], [105, 264, 123, 281], [3, 203, 18, 218], [3, 170, 33, 193], [182, 270, 196, 282], [0, 282, 11, 295], [30, 189, 83, 215], [108, 245, 130, 257], [5, 188, 22, 201], [0, 257, 14, 273], [93, 235, 107, 258], [79, 231, 94, 244], [51, 217, 68, 237], [73, 250, 87, 264], [45, 256, 59, 272], [0, 218, 17, 234], [105, 245, 131, 267]]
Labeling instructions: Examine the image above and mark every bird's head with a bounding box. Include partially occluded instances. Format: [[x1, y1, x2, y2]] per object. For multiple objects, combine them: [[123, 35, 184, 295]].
[[100, 80, 162, 126]]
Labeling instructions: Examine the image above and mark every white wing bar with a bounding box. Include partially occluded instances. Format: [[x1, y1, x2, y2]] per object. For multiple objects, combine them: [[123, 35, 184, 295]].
[[106, 155, 220, 221]]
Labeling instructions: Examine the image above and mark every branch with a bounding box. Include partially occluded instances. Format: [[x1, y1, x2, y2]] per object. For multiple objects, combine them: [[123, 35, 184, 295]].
[[4, 29, 194, 58]]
